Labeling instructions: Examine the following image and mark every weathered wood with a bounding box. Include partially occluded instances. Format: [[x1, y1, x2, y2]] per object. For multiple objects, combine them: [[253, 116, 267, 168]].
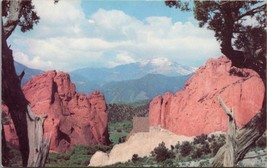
[[26, 105, 51, 167], [2, 27, 30, 166], [217, 96, 237, 167], [34, 133, 52, 167], [2, 23, 51, 166], [212, 96, 266, 167]]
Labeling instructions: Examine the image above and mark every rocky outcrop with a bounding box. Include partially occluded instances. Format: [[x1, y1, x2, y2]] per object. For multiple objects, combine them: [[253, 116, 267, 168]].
[[89, 126, 193, 167], [149, 56, 265, 136], [3, 71, 110, 152]]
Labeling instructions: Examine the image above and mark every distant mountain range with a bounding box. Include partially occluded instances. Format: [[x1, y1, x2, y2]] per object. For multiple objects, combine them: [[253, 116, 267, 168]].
[[71, 59, 195, 82], [14, 59, 195, 104], [70, 59, 196, 94], [14, 61, 44, 85], [100, 73, 192, 104]]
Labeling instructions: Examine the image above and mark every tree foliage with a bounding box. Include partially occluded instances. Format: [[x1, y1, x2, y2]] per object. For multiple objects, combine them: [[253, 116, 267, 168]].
[[193, 134, 208, 145], [166, 0, 266, 81], [166, 0, 266, 166], [180, 141, 192, 157], [151, 142, 175, 162], [2, 0, 40, 39]]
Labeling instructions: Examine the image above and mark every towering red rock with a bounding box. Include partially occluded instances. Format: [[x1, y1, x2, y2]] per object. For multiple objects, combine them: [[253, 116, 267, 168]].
[[149, 56, 264, 136], [4, 71, 109, 152]]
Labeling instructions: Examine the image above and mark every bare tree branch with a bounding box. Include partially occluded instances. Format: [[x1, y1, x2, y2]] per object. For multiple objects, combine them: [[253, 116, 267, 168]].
[[237, 4, 266, 21]]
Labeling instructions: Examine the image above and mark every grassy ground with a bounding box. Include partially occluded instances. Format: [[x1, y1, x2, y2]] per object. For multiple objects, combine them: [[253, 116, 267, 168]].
[[108, 120, 132, 144], [46, 145, 112, 167]]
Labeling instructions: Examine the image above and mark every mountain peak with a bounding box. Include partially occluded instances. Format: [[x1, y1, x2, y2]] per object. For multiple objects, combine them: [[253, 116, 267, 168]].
[[138, 57, 196, 76]]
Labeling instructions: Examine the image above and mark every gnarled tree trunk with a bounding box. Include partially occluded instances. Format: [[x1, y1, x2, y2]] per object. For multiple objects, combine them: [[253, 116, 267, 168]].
[[216, 96, 237, 167], [2, 23, 51, 167], [212, 96, 266, 167], [26, 105, 51, 167], [2, 32, 30, 166]]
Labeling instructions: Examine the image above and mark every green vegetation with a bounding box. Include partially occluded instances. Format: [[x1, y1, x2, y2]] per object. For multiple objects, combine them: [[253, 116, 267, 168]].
[[151, 142, 175, 162], [180, 141, 193, 157], [108, 120, 133, 144], [46, 144, 112, 167], [107, 101, 148, 144], [6, 132, 266, 167], [108, 133, 227, 167], [131, 154, 140, 162], [107, 103, 148, 122]]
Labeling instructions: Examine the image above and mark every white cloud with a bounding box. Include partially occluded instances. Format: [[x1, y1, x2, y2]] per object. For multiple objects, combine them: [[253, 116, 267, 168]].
[[241, 15, 262, 27], [14, 51, 54, 70], [89, 9, 143, 41], [11, 4, 221, 71], [149, 57, 172, 67], [108, 52, 136, 67], [33, 0, 84, 24]]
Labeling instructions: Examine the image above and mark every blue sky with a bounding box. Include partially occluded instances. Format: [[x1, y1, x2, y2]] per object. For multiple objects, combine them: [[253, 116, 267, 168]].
[[81, 1, 193, 23], [9, 0, 221, 71]]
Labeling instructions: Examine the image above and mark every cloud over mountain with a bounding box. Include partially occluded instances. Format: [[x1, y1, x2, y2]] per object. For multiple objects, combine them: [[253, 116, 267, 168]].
[[10, 0, 221, 71]]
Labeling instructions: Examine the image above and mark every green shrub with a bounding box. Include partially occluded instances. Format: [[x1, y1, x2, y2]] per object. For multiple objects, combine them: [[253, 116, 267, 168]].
[[193, 134, 208, 145], [191, 148, 202, 159], [199, 159, 210, 167], [109, 120, 132, 144], [207, 134, 216, 143], [84, 144, 112, 155], [152, 142, 175, 162], [162, 158, 174, 167], [170, 145, 175, 151], [200, 141, 211, 155], [46, 144, 112, 167], [69, 154, 90, 166], [180, 141, 192, 157], [118, 136, 126, 143], [70, 144, 89, 155], [175, 142, 180, 150], [56, 153, 70, 160], [131, 154, 140, 162]]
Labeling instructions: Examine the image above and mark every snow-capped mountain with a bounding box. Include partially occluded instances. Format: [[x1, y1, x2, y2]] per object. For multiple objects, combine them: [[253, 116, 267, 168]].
[[71, 57, 196, 82], [139, 57, 196, 76], [70, 57, 196, 95]]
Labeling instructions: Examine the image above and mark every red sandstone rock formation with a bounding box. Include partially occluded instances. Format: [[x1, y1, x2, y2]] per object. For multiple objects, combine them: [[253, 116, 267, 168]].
[[2, 105, 19, 147], [3, 71, 109, 152], [149, 56, 265, 136]]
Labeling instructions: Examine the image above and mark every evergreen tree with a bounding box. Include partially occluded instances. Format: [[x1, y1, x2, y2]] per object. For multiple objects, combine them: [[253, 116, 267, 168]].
[[165, 0, 266, 166]]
